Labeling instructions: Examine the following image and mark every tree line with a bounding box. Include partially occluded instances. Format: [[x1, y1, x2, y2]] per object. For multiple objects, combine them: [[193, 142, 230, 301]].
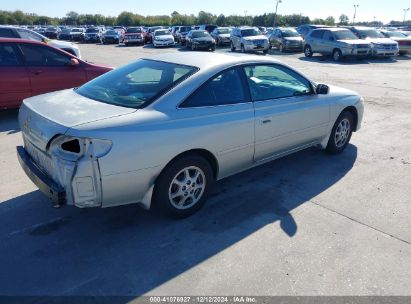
[[0, 10, 407, 27]]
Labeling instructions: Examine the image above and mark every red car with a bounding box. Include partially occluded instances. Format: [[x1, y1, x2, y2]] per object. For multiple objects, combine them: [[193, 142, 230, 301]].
[[0, 38, 112, 109]]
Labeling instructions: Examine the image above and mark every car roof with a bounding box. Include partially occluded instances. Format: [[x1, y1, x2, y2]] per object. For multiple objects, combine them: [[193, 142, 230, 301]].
[[146, 52, 282, 70], [350, 26, 376, 30]]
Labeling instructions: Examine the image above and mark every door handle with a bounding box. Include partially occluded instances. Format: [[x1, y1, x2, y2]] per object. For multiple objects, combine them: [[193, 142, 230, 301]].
[[32, 71, 43, 75], [261, 118, 272, 124]]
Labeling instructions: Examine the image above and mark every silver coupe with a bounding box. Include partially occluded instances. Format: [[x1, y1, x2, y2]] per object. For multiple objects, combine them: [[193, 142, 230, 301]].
[[17, 53, 364, 218]]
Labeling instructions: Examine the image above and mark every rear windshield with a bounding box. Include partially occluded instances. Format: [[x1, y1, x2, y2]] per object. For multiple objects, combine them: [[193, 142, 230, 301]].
[[86, 28, 99, 33], [127, 28, 142, 33], [76, 59, 198, 109], [155, 30, 170, 36], [334, 30, 358, 40], [384, 31, 407, 38], [180, 26, 192, 32]]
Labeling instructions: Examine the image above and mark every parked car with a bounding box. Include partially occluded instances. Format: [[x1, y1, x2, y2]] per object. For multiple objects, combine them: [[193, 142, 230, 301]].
[[145, 26, 163, 44], [211, 27, 232, 46], [83, 27, 102, 43], [343, 26, 399, 57], [176, 26, 192, 44], [185, 30, 216, 51], [0, 26, 81, 58], [0, 38, 112, 109], [69, 28, 85, 41], [304, 28, 371, 61], [230, 27, 269, 54], [198, 24, 218, 33], [379, 30, 411, 55], [123, 27, 145, 46], [16, 52, 364, 218], [153, 29, 175, 48], [268, 27, 303, 52], [44, 26, 61, 39], [102, 30, 122, 44], [297, 24, 334, 39], [171, 26, 181, 39], [57, 28, 72, 40]]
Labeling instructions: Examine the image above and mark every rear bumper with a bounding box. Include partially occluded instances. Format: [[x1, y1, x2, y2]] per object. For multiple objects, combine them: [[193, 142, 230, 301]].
[[17, 146, 66, 206]]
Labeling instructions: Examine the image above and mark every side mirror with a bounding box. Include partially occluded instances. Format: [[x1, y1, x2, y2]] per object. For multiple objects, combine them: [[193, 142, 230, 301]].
[[316, 84, 329, 95], [70, 58, 80, 67]]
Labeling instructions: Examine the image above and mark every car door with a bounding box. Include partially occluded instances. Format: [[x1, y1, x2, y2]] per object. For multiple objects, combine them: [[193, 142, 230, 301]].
[[17, 43, 87, 96], [232, 29, 240, 48], [321, 30, 334, 55], [310, 30, 325, 53], [0, 43, 31, 108], [177, 67, 255, 178], [243, 64, 330, 162], [271, 30, 280, 48]]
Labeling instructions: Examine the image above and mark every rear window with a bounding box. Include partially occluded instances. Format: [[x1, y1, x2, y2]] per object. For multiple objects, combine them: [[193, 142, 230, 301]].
[[75, 59, 198, 109]]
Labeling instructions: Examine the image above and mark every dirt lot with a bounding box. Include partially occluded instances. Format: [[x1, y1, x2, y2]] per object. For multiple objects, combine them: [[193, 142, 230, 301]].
[[0, 43, 410, 297]]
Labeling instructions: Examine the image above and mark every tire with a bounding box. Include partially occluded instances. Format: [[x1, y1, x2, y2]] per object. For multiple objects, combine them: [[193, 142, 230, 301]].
[[332, 49, 343, 62], [125, 42, 129, 47], [153, 155, 214, 218], [326, 111, 354, 154], [263, 49, 268, 54], [231, 42, 236, 52], [304, 45, 313, 57], [279, 43, 284, 52], [241, 44, 245, 53], [191, 44, 196, 51]]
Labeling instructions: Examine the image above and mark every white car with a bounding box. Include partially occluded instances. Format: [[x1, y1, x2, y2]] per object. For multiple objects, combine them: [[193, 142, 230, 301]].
[[0, 26, 81, 58], [153, 29, 175, 47]]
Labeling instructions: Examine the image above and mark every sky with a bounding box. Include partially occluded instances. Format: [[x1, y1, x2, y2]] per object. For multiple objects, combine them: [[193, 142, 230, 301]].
[[1, 0, 410, 23]]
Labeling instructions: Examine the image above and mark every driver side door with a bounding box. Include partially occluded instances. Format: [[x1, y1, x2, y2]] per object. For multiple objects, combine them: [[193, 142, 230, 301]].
[[243, 64, 331, 162]]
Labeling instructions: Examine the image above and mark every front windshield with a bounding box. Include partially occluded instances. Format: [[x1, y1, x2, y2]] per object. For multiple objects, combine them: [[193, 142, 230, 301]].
[[127, 28, 142, 33], [106, 30, 117, 35], [86, 28, 99, 33], [76, 59, 198, 109], [358, 29, 384, 38], [385, 31, 407, 38], [241, 28, 261, 37], [281, 29, 300, 37], [334, 30, 358, 40], [72, 29, 82, 32], [218, 28, 231, 34], [192, 31, 210, 38], [155, 30, 170, 36], [180, 27, 191, 32]]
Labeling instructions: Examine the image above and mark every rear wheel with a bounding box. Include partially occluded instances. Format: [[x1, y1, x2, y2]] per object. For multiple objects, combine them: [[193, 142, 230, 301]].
[[191, 44, 196, 51], [326, 111, 354, 154], [332, 49, 343, 62], [304, 45, 313, 57], [153, 155, 214, 218], [279, 43, 284, 52], [241, 44, 245, 53], [231, 42, 236, 52]]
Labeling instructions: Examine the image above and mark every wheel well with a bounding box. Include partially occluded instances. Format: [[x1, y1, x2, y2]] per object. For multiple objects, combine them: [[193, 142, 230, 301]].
[[164, 149, 219, 179], [333, 48, 341, 54], [342, 106, 358, 131]]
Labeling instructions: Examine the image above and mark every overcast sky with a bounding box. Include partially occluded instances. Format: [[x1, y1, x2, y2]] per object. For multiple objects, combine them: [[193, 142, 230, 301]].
[[1, 0, 410, 23]]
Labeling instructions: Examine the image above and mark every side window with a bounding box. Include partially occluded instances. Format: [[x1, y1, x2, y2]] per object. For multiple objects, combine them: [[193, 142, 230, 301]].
[[16, 29, 43, 42], [0, 28, 18, 38], [19, 44, 71, 67], [243, 65, 312, 101], [311, 30, 325, 39], [0, 44, 21, 66], [181, 68, 247, 108], [323, 31, 331, 41]]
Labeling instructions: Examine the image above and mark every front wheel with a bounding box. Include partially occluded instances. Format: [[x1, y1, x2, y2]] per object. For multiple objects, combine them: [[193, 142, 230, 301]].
[[326, 111, 354, 154], [191, 44, 196, 51], [304, 45, 313, 57], [153, 155, 214, 218], [332, 49, 343, 62], [279, 43, 284, 52], [231, 42, 236, 52], [241, 44, 246, 53]]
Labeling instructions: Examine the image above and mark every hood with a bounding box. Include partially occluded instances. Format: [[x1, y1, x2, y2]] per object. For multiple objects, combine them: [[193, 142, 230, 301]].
[[364, 37, 397, 44], [156, 35, 173, 39], [20, 89, 136, 149], [283, 36, 303, 42], [337, 39, 370, 45], [48, 40, 79, 50], [244, 35, 268, 41]]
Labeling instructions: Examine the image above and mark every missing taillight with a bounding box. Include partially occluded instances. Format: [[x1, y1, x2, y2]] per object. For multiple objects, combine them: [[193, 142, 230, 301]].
[[61, 139, 81, 154]]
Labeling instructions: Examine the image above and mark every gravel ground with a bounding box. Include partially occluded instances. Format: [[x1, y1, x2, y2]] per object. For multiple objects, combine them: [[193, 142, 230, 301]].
[[0, 43, 410, 297]]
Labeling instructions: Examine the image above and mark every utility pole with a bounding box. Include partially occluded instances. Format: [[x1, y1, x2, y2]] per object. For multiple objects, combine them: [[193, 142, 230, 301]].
[[353, 4, 359, 25], [404, 8, 410, 24], [273, 0, 282, 27]]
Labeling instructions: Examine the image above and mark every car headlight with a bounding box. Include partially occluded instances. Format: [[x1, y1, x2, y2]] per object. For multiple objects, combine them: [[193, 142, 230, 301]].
[[245, 40, 253, 45], [50, 135, 112, 161], [212, 39, 216, 43]]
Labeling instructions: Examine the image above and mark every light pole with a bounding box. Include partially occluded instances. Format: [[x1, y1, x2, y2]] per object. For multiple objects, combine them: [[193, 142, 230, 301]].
[[404, 8, 410, 24], [353, 4, 359, 25], [273, 0, 282, 27]]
